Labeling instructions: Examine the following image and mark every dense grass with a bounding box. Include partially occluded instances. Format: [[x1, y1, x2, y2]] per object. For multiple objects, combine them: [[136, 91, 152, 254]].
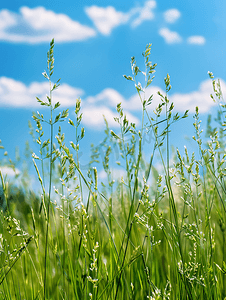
[[0, 40, 226, 299]]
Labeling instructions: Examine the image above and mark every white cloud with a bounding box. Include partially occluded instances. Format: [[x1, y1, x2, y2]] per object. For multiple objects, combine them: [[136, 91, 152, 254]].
[[85, 6, 129, 35], [1, 76, 222, 129], [84, 79, 224, 116], [82, 106, 118, 127], [85, 86, 165, 113], [83, 88, 139, 128], [170, 79, 222, 113], [85, 1, 157, 35], [81, 105, 139, 128], [0, 4, 205, 46], [0, 77, 84, 108], [126, 79, 224, 113], [124, 86, 165, 111], [0, 9, 17, 30], [98, 169, 108, 180], [0, 166, 20, 177], [86, 88, 126, 107], [187, 35, 206, 45], [131, 0, 157, 28], [0, 2, 157, 43], [159, 27, 182, 44], [98, 168, 126, 181], [0, 7, 96, 44], [164, 9, 181, 24]]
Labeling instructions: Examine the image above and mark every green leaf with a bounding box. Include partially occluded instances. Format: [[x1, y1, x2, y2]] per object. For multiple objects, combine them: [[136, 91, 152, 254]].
[[134, 66, 140, 76], [70, 141, 76, 150], [173, 113, 180, 121], [62, 109, 69, 119], [50, 38, 54, 47], [114, 117, 120, 124], [81, 127, 85, 139], [36, 138, 41, 145], [116, 103, 122, 113], [169, 102, 174, 111], [208, 71, 214, 79], [164, 73, 171, 92], [54, 113, 61, 123], [157, 91, 164, 98], [54, 102, 60, 109], [214, 262, 226, 274], [123, 75, 133, 81], [42, 71, 49, 80], [146, 78, 153, 88], [36, 97, 43, 103], [147, 95, 153, 106], [41, 140, 50, 149], [68, 119, 75, 127], [182, 110, 189, 118], [110, 130, 120, 140], [32, 153, 40, 160], [47, 96, 51, 105], [77, 114, 82, 125], [135, 82, 143, 92], [51, 83, 60, 91]]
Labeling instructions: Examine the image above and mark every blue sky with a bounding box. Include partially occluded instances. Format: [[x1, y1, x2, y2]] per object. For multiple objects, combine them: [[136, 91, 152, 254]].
[[0, 0, 226, 181]]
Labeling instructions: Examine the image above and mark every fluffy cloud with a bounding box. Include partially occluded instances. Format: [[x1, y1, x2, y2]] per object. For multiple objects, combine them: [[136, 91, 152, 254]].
[[0, 4, 204, 46], [85, 86, 165, 113], [170, 79, 221, 113], [81, 106, 118, 127], [131, 0, 157, 28], [85, 6, 129, 35], [0, 9, 17, 29], [98, 168, 126, 181], [0, 2, 157, 43], [84, 79, 223, 116], [0, 77, 84, 108], [187, 35, 206, 45], [85, 2, 205, 45], [134, 80, 223, 113], [86, 88, 126, 107], [0, 77, 138, 128], [0, 7, 96, 43], [83, 88, 139, 128], [159, 27, 182, 44], [163, 9, 181, 23], [124, 86, 165, 111], [0, 166, 20, 177], [0, 76, 222, 129], [81, 105, 139, 128], [85, 1, 157, 35]]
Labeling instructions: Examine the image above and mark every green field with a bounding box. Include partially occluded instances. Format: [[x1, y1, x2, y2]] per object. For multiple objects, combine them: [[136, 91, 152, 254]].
[[0, 40, 225, 299]]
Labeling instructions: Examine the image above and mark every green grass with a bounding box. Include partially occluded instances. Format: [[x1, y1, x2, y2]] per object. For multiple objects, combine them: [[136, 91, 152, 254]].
[[0, 40, 225, 299]]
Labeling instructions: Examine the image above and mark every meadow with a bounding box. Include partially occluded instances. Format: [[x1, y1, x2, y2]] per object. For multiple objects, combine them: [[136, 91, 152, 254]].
[[0, 39, 225, 299]]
